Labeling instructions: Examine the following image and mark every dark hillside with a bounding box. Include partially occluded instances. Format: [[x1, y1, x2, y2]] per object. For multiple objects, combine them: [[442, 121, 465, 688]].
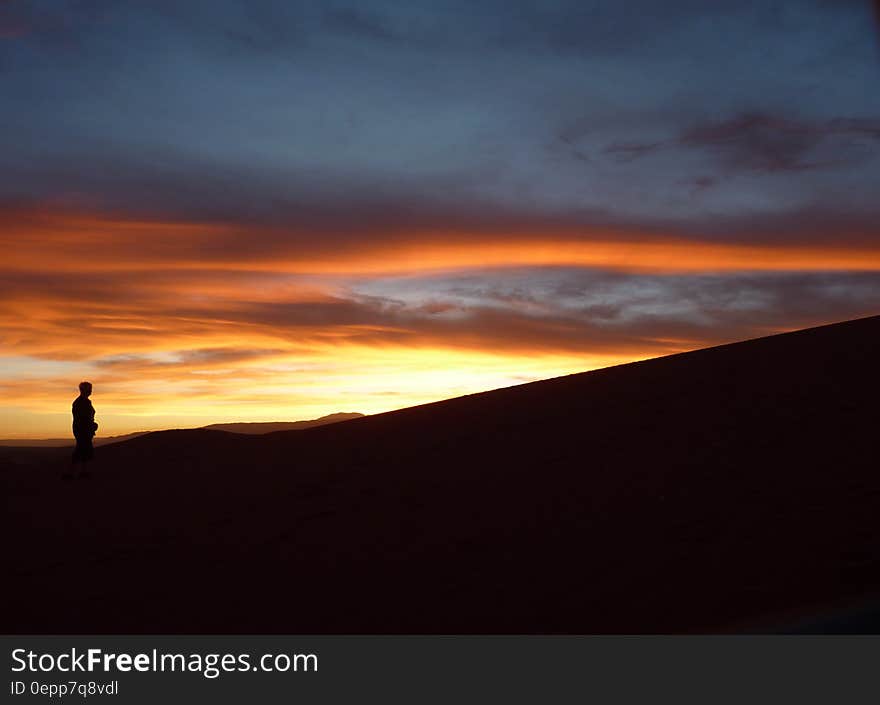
[[5, 315, 879, 633]]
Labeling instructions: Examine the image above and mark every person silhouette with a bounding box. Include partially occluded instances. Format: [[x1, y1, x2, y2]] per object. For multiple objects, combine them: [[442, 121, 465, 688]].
[[71, 381, 98, 478]]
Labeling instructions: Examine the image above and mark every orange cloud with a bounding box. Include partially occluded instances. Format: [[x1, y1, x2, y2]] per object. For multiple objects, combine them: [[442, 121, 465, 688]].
[[2, 205, 878, 438], [4, 206, 880, 276]]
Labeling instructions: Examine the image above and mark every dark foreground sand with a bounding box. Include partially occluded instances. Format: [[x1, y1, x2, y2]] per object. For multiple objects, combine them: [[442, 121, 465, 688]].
[[4, 315, 879, 633]]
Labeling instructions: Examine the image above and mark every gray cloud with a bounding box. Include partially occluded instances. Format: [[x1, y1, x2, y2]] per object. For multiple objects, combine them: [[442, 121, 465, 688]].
[[3, 0, 880, 234], [680, 112, 880, 173], [590, 111, 880, 174]]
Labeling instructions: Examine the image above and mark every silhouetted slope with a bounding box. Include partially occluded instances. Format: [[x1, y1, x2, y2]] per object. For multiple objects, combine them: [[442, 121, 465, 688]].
[[4, 315, 880, 633], [201, 412, 364, 434]]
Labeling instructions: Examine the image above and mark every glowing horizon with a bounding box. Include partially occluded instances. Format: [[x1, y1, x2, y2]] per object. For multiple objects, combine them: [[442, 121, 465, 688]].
[[3, 206, 878, 439]]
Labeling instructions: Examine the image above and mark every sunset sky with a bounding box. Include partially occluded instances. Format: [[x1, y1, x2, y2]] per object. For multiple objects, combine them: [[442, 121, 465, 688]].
[[2, 0, 880, 438]]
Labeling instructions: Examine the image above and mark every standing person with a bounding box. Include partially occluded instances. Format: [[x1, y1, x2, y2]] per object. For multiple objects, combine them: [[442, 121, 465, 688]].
[[71, 381, 98, 478]]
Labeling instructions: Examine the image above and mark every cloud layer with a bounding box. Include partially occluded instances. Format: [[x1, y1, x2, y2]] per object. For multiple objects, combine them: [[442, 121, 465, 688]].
[[1, 0, 879, 436]]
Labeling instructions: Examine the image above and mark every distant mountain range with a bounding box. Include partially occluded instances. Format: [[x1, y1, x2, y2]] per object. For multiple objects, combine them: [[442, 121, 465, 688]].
[[201, 412, 364, 434], [0, 412, 364, 447]]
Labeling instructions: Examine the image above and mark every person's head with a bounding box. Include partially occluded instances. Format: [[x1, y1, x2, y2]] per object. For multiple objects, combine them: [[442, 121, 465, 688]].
[[78, 381, 92, 397]]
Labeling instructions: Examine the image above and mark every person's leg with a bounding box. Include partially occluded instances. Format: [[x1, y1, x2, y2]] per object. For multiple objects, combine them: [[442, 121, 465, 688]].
[[66, 445, 78, 479], [72, 438, 84, 477], [78, 439, 93, 477]]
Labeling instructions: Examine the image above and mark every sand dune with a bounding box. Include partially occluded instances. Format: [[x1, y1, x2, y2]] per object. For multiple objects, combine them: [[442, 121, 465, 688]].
[[4, 315, 880, 633], [0, 431, 149, 448]]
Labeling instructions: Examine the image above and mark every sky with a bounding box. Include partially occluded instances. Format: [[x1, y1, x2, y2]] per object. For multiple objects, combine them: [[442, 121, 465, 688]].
[[2, 0, 880, 437]]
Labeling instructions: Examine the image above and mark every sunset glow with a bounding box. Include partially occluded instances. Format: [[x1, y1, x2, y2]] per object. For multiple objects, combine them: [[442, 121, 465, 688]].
[[2, 1, 879, 439], [6, 208, 880, 276], [3, 206, 878, 438]]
